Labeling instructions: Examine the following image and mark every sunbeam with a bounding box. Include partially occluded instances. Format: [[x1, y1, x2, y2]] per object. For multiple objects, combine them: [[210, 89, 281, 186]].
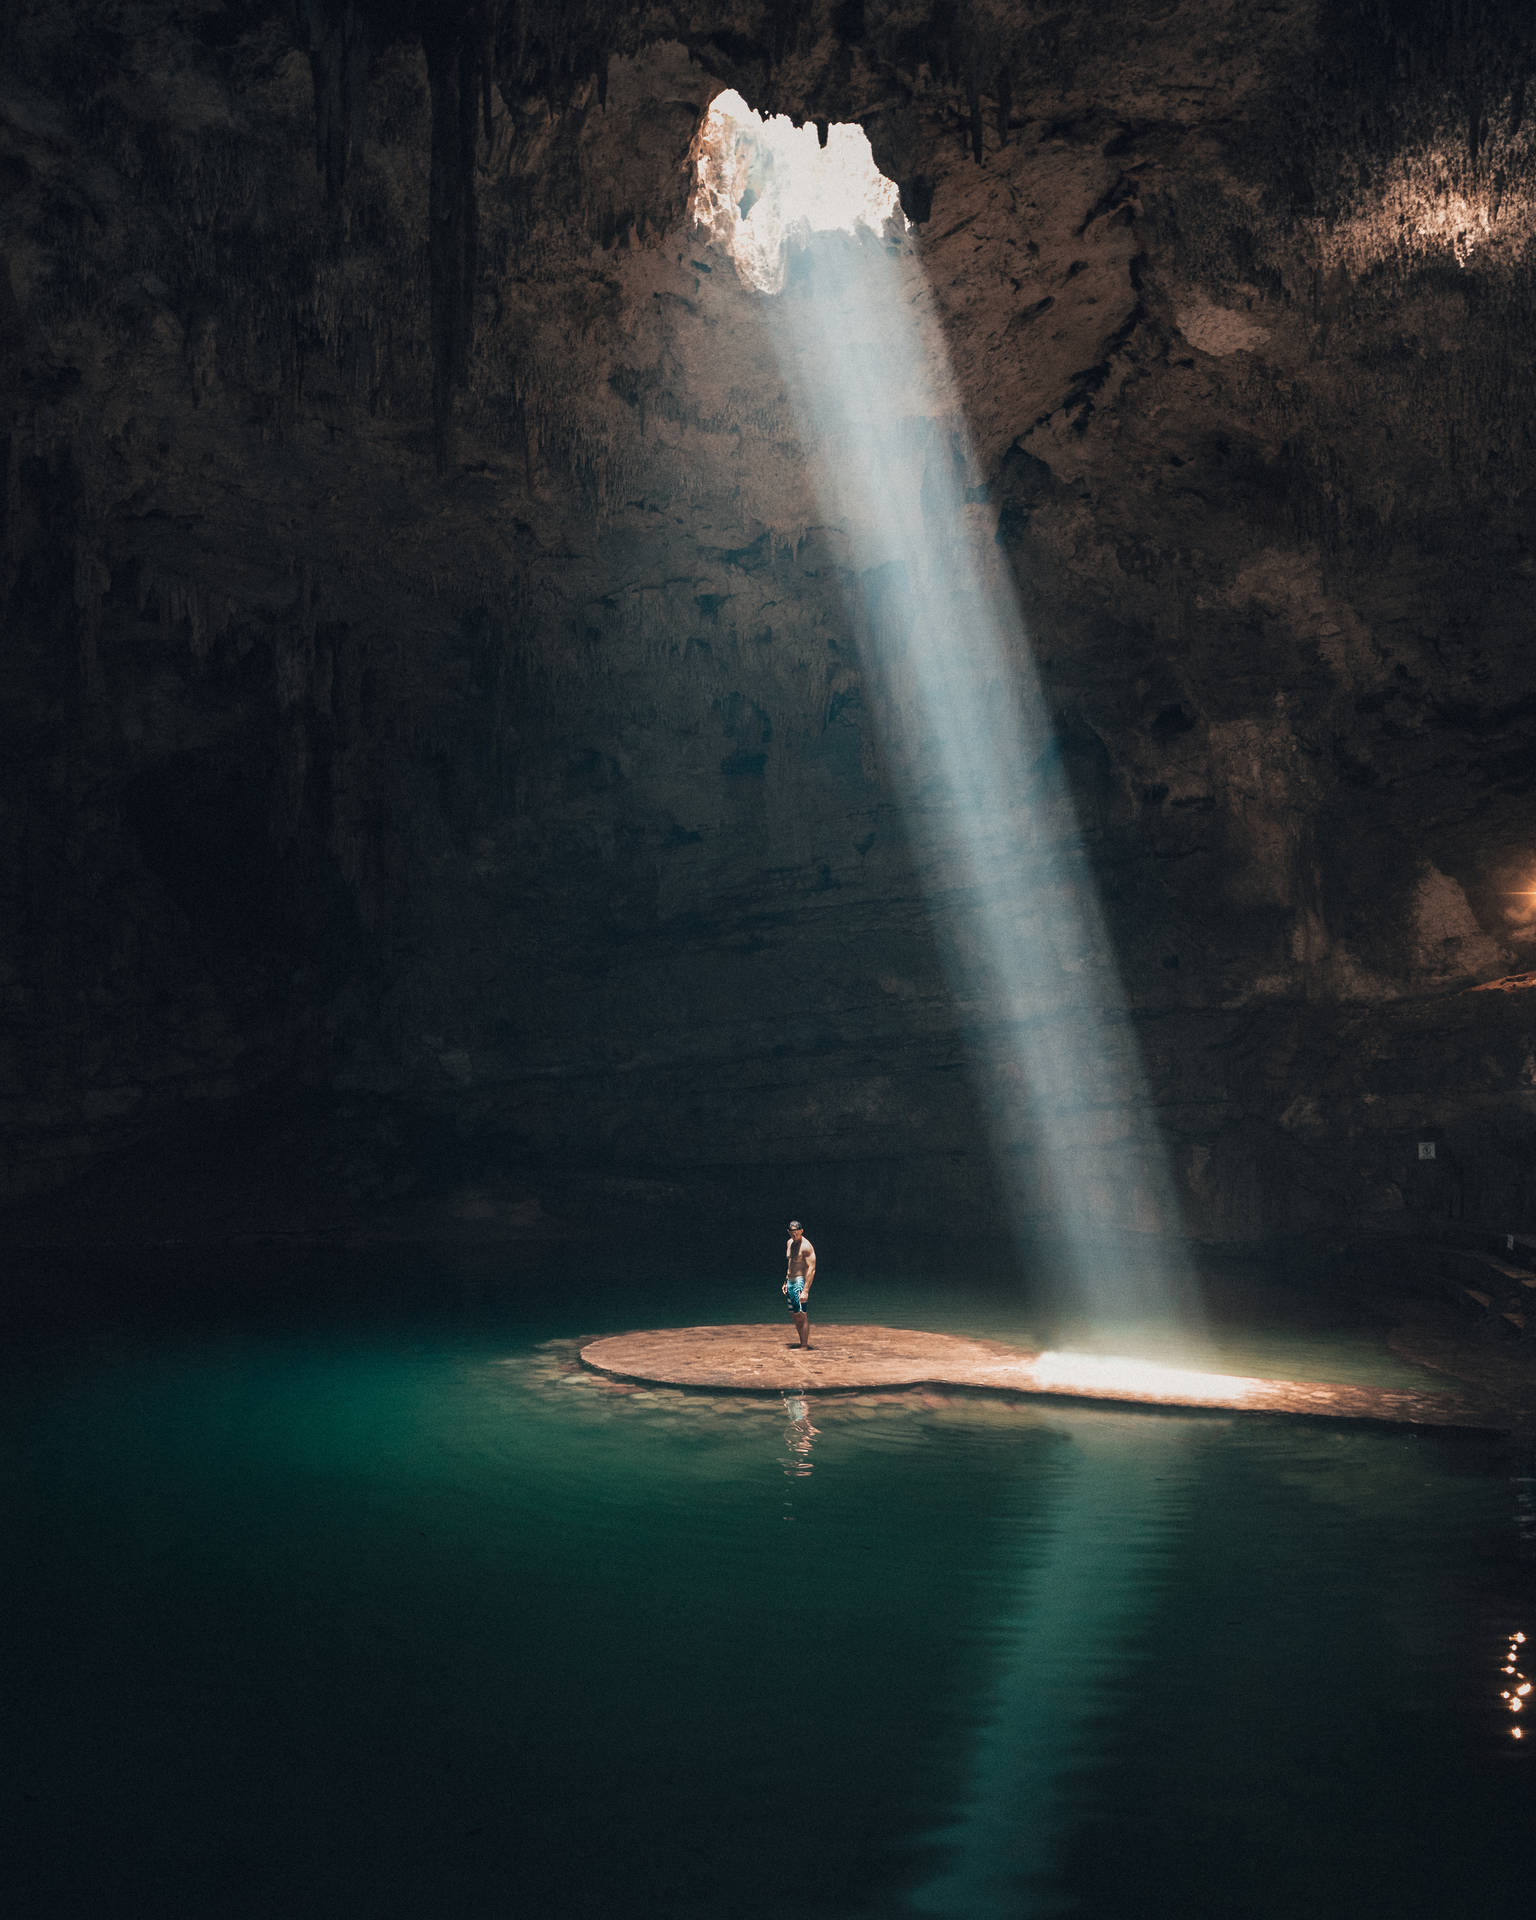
[[695, 93, 1195, 1331]]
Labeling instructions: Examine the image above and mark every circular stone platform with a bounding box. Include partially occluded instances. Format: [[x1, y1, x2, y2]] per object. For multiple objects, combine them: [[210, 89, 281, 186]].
[[577, 1324, 1504, 1430]]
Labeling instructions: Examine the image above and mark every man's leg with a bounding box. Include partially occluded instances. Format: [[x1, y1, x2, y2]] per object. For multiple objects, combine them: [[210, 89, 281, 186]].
[[794, 1307, 810, 1348]]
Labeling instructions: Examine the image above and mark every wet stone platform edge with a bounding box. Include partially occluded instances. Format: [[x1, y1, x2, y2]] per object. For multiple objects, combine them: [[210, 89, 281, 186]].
[[577, 1324, 1507, 1431]]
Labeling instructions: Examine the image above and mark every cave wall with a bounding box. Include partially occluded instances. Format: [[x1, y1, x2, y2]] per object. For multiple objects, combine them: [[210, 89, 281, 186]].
[[5, 0, 1536, 1247]]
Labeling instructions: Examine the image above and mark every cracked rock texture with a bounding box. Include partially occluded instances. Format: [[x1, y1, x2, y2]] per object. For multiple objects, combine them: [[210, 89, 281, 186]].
[[5, 0, 1536, 1250]]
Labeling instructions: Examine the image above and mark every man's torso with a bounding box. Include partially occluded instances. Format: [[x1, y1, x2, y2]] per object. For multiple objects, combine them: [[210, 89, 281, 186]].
[[786, 1236, 815, 1280]]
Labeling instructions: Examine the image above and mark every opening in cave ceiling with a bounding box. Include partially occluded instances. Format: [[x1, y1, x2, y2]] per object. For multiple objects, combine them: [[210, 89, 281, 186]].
[[691, 88, 908, 294]]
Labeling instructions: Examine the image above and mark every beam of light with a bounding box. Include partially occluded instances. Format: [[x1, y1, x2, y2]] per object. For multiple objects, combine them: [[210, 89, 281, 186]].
[[694, 96, 1193, 1330], [910, 1416, 1197, 1916]]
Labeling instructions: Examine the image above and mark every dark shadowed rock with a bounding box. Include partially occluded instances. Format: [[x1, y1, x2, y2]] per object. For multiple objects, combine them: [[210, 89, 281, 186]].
[[5, 1, 1536, 1258]]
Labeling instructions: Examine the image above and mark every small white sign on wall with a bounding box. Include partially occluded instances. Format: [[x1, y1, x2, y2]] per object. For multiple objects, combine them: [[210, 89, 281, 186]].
[[1417, 1141, 1437, 1161]]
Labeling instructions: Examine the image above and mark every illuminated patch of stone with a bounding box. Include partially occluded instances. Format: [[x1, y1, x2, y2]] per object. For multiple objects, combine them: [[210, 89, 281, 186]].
[[578, 1324, 1501, 1429]]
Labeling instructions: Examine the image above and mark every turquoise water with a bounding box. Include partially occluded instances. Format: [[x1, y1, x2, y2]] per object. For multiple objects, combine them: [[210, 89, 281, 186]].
[[4, 1248, 1532, 1917]]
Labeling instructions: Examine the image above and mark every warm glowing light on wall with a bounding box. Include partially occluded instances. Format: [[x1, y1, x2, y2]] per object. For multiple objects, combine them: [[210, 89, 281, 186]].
[[691, 89, 907, 294], [1498, 877, 1536, 933], [1322, 143, 1536, 275], [1411, 188, 1495, 264]]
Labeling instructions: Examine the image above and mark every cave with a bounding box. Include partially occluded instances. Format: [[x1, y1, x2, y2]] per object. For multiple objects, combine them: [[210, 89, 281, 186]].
[[5, 4, 1536, 1914]]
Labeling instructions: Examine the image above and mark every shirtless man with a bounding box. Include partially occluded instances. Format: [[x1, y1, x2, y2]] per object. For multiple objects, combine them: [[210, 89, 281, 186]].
[[783, 1219, 816, 1348]]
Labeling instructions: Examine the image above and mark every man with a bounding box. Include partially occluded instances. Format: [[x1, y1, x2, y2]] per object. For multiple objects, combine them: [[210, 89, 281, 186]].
[[783, 1219, 816, 1348]]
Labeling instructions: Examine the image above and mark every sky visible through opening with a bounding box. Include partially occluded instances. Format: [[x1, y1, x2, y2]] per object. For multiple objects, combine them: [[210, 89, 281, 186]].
[[693, 89, 906, 293], [693, 93, 1197, 1341]]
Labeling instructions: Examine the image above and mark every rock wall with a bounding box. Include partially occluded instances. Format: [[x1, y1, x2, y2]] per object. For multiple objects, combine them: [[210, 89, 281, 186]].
[[5, 0, 1536, 1248]]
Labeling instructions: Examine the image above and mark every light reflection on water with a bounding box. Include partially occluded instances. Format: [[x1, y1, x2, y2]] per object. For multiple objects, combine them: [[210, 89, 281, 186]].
[[909, 1414, 1198, 1918], [3, 1275, 1532, 1919], [1502, 1628, 1531, 1740]]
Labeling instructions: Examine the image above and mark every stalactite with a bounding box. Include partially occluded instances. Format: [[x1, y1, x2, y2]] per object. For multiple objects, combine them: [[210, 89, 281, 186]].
[[72, 534, 108, 699], [0, 431, 19, 605], [425, 18, 482, 469], [294, 0, 370, 205], [132, 564, 234, 664], [479, 1, 497, 139]]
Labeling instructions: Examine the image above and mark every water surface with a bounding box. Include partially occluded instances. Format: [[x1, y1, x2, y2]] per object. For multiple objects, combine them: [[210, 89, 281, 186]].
[[4, 1247, 1531, 1917]]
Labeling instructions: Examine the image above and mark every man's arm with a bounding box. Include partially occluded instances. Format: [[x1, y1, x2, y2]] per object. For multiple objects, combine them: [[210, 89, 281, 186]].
[[802, 1244, 816, 1290]]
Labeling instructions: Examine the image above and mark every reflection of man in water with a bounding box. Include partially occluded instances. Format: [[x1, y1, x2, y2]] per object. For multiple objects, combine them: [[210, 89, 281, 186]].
[[782, 1393, 819, 1478], [784, 1219, 816, 1348]]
